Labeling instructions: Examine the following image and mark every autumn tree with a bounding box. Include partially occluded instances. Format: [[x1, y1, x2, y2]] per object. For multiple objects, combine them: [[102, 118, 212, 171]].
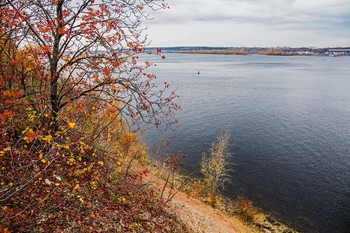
[[0, 0, 180, 231], [1, 0, 178, 130]]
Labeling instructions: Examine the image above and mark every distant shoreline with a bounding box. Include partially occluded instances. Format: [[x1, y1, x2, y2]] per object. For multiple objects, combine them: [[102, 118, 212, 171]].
[[177, 50, 311, 56], [170, 50, 348, 57], [145, 46, 350, 56], [179, 50, 250, 55]]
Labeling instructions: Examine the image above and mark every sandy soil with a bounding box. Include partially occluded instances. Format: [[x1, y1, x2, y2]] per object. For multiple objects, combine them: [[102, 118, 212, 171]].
[[168, 190, 257, 233], [143, 169, 257, 233]]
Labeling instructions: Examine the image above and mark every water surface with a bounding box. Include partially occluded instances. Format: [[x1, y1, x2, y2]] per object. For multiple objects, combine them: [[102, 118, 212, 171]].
[[144, 53, 350, 233]]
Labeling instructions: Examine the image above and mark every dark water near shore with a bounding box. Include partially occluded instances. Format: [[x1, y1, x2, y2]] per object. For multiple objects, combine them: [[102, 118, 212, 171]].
[[143, 53, 350, 233]]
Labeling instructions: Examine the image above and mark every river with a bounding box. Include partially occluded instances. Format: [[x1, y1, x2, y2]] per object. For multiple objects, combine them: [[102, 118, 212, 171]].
[[143, 53, 350, 233]]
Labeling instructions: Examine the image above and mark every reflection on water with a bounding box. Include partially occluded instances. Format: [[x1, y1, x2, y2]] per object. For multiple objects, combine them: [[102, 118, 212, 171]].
[[143, 54, 350, 233]]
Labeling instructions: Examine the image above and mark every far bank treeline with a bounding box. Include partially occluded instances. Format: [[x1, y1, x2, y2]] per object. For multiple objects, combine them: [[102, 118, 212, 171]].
[[179, 49, 311, 56], [145, 46, 350, 56]]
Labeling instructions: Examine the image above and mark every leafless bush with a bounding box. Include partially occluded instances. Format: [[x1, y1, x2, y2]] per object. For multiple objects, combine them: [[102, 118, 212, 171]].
[[200, 133, 232, 206]]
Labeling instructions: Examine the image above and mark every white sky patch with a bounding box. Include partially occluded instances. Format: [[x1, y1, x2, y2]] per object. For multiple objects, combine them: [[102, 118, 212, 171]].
[[144, 0, 350, 47]]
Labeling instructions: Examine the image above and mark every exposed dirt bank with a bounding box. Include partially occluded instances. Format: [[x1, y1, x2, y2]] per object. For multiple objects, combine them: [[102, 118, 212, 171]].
[[142, 166, 297, 233]]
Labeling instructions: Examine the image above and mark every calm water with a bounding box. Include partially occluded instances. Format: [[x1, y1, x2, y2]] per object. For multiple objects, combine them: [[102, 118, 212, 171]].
[[143, 53, 350, 233]]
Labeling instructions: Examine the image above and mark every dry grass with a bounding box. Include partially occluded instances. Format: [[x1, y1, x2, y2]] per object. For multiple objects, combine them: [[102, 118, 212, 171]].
[[234, 195, 259, 224]]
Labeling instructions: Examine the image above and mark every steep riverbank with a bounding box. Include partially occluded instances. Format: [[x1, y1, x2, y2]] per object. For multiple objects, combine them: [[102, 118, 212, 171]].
[[142, 164, 297, 233]]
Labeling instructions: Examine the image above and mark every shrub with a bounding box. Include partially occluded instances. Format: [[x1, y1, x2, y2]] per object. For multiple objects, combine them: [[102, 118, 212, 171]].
[[200, 133, 232, 207], [234, 195, 258, 223]]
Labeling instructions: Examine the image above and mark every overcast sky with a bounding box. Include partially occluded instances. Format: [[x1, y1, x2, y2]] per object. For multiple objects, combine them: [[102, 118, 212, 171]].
[[144, 0, 350, 47]]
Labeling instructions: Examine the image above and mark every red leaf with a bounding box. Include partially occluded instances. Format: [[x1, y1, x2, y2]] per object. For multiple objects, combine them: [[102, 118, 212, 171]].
[[102, 67, 110, 75]]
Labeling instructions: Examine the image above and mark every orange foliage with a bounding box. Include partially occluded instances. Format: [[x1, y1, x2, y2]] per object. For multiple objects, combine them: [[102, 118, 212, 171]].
[[0, 225, 10, 233], [0, 0, 181, 232]]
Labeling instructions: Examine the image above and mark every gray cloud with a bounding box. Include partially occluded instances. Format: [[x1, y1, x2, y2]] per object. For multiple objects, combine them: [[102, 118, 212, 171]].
[[144, 0, 350, 47]]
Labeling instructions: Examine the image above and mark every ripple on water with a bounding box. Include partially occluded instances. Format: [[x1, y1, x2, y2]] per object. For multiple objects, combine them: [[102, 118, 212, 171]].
[[144, 54, 350, 233]]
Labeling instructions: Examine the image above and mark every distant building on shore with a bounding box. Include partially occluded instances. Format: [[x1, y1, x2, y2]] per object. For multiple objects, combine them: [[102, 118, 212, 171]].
[[326, 48, 350, 56]]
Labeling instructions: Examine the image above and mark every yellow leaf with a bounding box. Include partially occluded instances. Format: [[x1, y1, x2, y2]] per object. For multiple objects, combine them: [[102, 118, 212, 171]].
[[116, 166, 122, 173], [41, 159, 47, 164], [41, 134, 53, 142], [98, 161, 104, 166], [77, 195, 84, 203], [68, 122, 76, 129], [74, 183, 80, 190]]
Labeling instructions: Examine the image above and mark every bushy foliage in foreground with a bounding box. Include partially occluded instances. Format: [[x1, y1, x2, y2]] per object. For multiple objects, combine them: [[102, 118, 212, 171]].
[[0, 108, 183, 232], [0, 1, 186, 231], [0, 70, 185, 232]]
